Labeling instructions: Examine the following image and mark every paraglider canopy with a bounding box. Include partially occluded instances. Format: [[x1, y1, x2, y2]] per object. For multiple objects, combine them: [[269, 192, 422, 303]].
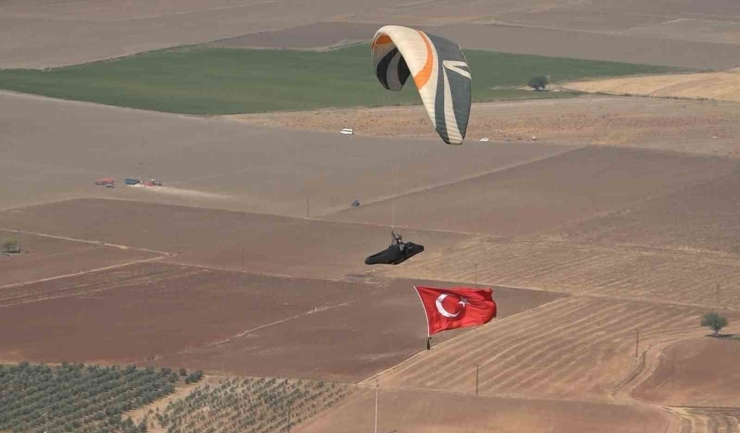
[[372, 25, 472, 145]]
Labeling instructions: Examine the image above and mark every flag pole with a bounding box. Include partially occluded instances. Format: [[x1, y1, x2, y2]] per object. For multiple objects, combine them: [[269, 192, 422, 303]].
[[413, 286, 431, 350], [374, 380, 379, 433]]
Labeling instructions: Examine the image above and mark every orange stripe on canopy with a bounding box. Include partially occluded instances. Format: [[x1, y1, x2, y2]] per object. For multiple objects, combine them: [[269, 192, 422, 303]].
[[372, 34, 393, 50], [413, 31, 434, 90]]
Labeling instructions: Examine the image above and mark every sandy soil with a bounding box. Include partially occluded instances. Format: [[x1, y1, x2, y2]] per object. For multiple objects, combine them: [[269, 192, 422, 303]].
[[227, 96, 740, 157], [564, 72, 740, 102], [295, 387, 674, 433], [0, 259, 562, 382], [373, 296, 716, 402], [633, 337, 740, 407]]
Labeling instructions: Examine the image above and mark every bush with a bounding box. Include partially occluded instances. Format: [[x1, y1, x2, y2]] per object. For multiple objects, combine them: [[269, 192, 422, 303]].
[[527, 75, 549, 91], [702, 311, 728, 337], [179, 368, 187, 377], [1, 239, 20, 254]]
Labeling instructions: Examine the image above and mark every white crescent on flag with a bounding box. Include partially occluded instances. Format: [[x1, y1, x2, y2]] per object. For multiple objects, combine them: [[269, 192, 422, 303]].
[[435, 294, 467, 318]]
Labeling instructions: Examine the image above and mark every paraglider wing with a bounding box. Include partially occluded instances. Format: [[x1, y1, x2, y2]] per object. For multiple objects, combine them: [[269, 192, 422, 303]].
[[372, 25, 471, 145]]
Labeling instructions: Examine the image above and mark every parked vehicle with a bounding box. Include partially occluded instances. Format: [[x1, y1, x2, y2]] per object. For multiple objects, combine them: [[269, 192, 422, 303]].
[[95, 178, 115, 186]]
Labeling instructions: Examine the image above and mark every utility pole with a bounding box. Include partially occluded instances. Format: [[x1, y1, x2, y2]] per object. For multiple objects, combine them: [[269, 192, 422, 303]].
[[474, 264, 478, 285], [241, 245, 245, 271], [635, 329, 639, 359], [306, 195, 310, 218], [716, 283, 720, 308], [475, 364, 479, 396], [374, 380, 379, 433]]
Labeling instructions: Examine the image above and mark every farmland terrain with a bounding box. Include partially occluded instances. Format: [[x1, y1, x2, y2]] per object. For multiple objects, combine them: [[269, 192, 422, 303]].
[[5, 0, 740, 69], [4, 1, 740, 431]]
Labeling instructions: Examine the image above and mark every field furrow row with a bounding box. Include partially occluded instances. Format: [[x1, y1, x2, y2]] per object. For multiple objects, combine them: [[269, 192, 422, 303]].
[[379, 297, 705, 401], [383, 236, 740, 309]]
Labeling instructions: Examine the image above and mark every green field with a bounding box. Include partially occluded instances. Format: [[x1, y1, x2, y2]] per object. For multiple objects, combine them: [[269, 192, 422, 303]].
[[0, 44, 681, 115]]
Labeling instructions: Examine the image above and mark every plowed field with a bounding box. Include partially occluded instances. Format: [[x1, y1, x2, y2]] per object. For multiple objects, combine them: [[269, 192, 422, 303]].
[[381, 236, 740, 309], [375, 297, 706, 401], [0, 230, 160, 288], [0, 259, 561, 382]]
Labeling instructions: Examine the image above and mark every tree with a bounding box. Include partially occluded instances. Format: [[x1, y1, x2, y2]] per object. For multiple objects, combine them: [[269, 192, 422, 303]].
[[701, 311, 728, 337], [527, 75, 549, 91], [1, 239, 20, 254]]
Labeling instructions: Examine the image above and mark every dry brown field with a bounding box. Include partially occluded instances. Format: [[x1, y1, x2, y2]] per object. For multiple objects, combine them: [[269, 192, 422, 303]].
[[230, 96, 740, 155], [373, 297, 723, 401], [0, 229, 161, 288], [633, 336, 740, 407], [295, 387, 674, 433], [5, 0, 740, 70], [380, 236, 740, 309], [210, 22, 381, 50], [0, 257, 562, 382], [0, 92, 571, 217], [0, 198, 469, 280], [6, 2, 740, 429], [551, 168, 740, 255], [325, 146, 737, 236]]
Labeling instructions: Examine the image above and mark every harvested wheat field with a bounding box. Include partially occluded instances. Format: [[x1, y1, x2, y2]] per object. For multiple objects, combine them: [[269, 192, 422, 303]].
[[0, 229, 161, 288], [380, 236, 740, 309], [295, 387, 674, 433], [673, 407, 740, 433], [229, 96, 740, 156], [633, 336, 740, 407], [373, 297, 722, 402], [564, 72, 740, 102]]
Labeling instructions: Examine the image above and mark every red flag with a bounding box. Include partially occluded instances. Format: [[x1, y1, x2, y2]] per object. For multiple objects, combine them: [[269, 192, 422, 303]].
[[414, 286, 497, 336]]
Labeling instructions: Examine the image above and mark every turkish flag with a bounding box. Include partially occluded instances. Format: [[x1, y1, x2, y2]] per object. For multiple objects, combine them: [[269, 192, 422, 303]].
[[414, 286, 497, 336]]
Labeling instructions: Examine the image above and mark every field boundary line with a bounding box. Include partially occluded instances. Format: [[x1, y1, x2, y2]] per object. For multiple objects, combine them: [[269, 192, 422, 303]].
[[145, 301, 353, 363], [202, 302, 351, 349], [0, 256, 166, 294], [0, 227, 174, 255]]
